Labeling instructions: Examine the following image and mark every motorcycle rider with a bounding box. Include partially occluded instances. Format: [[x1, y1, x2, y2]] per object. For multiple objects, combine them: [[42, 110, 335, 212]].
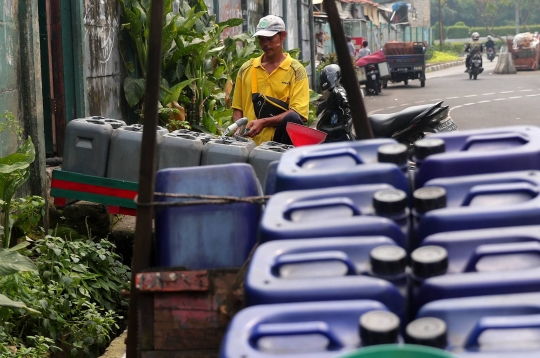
[[485, 35, 496, 58], [464, 32, 483, 72]]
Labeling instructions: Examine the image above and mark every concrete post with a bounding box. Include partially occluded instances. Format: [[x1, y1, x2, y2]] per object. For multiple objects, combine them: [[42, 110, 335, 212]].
[[18, 0, 48, 227]]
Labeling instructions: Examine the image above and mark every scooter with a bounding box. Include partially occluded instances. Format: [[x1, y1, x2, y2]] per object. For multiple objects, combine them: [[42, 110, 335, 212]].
[[317, 66, 456, 145], [364, 63, 382, 95], [468, 52, 484, 80], [487, 48, 495, 62]]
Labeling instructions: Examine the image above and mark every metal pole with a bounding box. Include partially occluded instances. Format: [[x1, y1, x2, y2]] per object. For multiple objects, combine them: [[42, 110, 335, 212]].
[[126, 0, 164, 356], [515, 1, 520, 35], [325, 0, 373, 139], [438, 0, 443, 49], [308, 0, 317, 90]]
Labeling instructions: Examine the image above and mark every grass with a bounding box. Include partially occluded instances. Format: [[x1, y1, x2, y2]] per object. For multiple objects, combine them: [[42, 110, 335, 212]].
[[427, 51, 461, 64]]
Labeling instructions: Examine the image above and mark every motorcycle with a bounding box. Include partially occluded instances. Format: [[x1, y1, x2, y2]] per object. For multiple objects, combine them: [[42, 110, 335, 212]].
[[364, 63, 382, 95], [468, 52, 484, 80], [487, 48, 495, 62], [317, 64, 458, 145]]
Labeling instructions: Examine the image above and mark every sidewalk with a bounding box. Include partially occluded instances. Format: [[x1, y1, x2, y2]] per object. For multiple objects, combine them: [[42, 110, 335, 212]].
[[426, 59, 465, 73]]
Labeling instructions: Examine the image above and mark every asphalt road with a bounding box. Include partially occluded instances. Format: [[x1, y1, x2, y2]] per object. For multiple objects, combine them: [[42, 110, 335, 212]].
[[363, 58, 540, 131]]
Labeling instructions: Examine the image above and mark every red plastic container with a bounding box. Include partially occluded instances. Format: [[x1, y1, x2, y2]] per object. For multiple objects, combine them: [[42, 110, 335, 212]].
[[286, 122, 327, 147]]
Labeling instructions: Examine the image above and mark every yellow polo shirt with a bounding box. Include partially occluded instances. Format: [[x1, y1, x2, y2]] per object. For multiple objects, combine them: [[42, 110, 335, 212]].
[[232, 53, 310, 145]]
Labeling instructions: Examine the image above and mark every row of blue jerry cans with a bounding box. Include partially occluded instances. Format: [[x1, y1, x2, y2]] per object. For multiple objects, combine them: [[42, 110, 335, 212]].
[[409, 210, 540, 357], [272, 125, 540, 196], [221, 300, 459, 357], [234, 231, 540, 356], [62, 118, 292, 185]]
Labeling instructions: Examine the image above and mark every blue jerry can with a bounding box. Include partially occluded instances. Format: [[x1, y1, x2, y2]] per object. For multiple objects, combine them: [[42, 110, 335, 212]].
[[412, 170, 540, 248], [260, 184, 410, 248], [154, 164, 261, 269], [414, 126, 540, 187], [220, 300, 400, 358], [275, 139, 410, 195], [245, 237, 406, 320], [417, 292, 540, 357], [422, 225, 540, 274], [412, 256, 540, 315]]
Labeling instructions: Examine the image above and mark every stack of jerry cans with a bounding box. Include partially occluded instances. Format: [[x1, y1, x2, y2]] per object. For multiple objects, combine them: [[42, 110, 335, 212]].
[[248, 141, 293, 190], [106, 124, 168, 182], [62, 117, 125, 176], [201, 136, 256, 165], [157, 130, 205, 170], [154, 163, 261, 269], [275, 139, 410, 195]]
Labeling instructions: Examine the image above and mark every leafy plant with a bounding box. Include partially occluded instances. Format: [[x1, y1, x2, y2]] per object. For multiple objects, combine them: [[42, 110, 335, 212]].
[[0, 111, 35, 249], [0, 246, 39, 313], [120, 0, 259, 133], [11, 196, 45, 240], [0, 236, 130, 356]]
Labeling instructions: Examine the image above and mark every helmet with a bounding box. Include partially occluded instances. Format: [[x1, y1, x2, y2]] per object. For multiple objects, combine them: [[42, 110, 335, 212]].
[[320, 64, 341, 91], [472, 32, 480, 41], [487, 36, 491, 40]]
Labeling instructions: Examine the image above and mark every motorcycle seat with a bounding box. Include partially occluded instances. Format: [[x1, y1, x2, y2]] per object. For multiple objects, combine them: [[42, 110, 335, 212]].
[[369, 104, 434, 137]]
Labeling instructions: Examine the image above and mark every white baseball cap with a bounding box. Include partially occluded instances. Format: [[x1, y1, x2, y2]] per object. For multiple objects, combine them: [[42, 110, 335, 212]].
[[253, 15, 286, 37]]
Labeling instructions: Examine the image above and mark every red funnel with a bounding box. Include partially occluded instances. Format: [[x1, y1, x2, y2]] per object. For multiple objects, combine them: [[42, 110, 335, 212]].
[[286, 122, 327, 147]]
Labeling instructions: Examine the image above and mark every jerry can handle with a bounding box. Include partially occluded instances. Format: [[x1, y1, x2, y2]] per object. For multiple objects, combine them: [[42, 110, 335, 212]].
[[272, 251, 357, 276], [285, 198, 361, 219], [250, 321, 343, 349], [463, 241, 540, 272], [461, 132, 528, 151], [464, 314, 540, 348], [296, 148, 363, 167], [461, 182, 538, 206]]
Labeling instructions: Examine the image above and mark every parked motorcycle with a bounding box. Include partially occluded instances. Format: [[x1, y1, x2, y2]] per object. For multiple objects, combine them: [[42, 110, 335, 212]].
[[317, 64, 458, 145], [468, 52, 484, 80], [487, 47, 495, 62], [364, 63, 382, 95]]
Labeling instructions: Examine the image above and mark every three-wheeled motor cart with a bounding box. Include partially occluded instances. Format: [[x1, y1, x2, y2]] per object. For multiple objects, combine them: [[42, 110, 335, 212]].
[[382, 41, 426, 88]]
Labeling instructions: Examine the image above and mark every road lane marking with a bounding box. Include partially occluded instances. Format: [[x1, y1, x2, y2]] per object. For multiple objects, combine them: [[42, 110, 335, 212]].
[[494, 98, 506, 101], [477, 100, 491, 103], [464, 95, 477, 97], [500, 91, 514, 94], [415, 101, 426, 104], [430, 99, 443, 101], [387, 106, 396, 109], [526, 94, 540, 97], [509, 96, 523, 99], [482, 93, 495, 96], [463, 103, 474, 106], [520, 89, 533, 92], [446, 96, 459, 99]]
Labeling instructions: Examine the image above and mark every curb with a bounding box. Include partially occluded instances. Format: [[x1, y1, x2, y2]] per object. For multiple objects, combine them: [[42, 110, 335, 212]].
[[425, 60, 465, 73]]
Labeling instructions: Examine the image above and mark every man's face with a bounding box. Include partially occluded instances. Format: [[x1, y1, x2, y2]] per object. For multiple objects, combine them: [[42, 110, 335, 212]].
[[258, 32, 286, 57]]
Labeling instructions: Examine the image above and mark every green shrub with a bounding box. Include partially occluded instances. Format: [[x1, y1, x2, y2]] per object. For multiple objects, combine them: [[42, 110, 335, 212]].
[[453, 21, 467, 27], [0, 236, 130, 356], [447, 26, 470, 39]]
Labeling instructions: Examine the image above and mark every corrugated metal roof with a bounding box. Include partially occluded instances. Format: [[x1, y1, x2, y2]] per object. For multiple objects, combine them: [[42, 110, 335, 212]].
[[340, 0, 380, 6]]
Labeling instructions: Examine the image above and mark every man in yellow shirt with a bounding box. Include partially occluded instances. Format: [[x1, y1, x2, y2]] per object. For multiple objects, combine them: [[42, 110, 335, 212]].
[[231, 15, 310, 146]]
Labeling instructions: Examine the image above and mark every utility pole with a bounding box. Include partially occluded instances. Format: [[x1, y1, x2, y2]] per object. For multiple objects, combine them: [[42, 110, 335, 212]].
[[438, 0, 444, 49], [515, 1, 520, 34]]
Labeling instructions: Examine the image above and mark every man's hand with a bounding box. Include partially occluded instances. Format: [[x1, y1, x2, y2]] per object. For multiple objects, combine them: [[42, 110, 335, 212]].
[[244, 119, 265, 138]]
